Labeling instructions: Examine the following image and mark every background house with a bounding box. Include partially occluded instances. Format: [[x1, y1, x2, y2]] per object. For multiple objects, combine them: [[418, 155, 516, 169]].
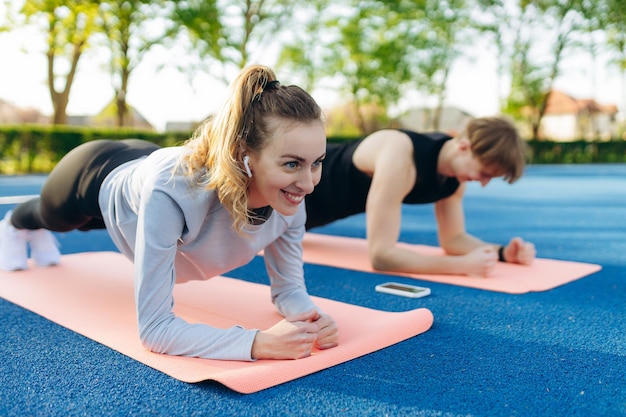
[[540, 90, 619, 141], [86, 100, 154, 130], [395, 106, 474, 136], [0, 99, 48, 124], [0, 98, 154, 131]]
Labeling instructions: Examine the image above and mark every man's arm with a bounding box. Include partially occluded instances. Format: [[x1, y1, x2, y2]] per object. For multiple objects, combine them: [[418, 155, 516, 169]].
[[434, 183, 489, 254], [435, 185, 536, 266], [361, 134, 494, 276]]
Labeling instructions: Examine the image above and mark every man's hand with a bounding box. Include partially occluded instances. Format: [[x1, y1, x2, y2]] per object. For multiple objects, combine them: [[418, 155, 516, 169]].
[[462, 246, 498, 277], [503, 237, 536, 265]]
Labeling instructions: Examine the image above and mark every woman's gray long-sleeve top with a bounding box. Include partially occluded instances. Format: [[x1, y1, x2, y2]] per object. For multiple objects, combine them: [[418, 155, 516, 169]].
[[98, 146, 317, 361]]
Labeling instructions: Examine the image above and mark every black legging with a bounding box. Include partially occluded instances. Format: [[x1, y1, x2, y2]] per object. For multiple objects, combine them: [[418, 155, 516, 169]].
[[11, 139, 160, 232]]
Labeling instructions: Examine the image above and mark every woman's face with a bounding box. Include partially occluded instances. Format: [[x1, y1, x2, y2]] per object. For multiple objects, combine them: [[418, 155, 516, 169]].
[[246, 118, 326, 216]]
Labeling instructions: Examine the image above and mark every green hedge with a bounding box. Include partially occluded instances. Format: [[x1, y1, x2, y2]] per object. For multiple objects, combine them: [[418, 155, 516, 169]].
[[526, 139, 626, 164], [1, 125, 625, 174], [0, 125, 191, 174], [329, 137, 626, 164]]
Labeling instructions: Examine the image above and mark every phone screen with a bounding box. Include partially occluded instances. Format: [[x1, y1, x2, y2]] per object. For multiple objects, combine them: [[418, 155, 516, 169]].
[[381, 283, 428, 294], [376, 282, 431, 298]]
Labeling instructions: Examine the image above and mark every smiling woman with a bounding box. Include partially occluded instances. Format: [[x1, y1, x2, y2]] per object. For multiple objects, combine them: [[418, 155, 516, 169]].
[[246, 118, 326, 215], [0, 65, 338, 361]]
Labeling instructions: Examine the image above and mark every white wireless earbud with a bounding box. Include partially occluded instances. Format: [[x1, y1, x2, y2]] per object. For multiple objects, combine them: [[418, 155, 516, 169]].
[[243, 155, 252, 178]]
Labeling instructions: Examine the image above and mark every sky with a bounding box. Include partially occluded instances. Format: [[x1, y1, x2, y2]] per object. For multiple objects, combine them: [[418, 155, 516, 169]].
[[1, 17, 624, 132]]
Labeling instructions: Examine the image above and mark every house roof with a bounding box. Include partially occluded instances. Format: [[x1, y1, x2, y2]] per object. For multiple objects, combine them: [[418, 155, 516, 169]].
[[545, 90, 617, 115]]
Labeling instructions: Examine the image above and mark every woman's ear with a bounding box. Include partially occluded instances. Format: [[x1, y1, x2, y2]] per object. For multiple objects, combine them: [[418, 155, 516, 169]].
[[238, 146, 252, 178]]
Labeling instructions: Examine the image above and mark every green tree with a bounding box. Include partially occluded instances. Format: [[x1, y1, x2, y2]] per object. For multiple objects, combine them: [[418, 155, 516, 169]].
[[602, 0, 626, 117], [20, 0, 100, 125], [276, 0, 331, 92], [403, 0, 472, 130], [98, 0, 173, 127], [307, 0, 421, 134], [170, 0, 295, 84], [478, 0, 594, 139], [280, 0, 472, 134]]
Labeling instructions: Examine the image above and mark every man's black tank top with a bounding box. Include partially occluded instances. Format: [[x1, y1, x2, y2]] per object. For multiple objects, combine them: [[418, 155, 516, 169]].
[[305, 130, 460, 229]]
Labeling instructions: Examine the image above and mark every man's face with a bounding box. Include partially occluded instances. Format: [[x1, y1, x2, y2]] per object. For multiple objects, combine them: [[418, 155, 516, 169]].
[[461, 156, 502, 186], [452, 141, 502, 186]]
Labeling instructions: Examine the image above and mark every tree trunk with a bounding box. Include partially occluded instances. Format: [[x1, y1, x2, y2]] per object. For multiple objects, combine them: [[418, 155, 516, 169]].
[[115, 36, 131, 127], [432, 66, 450, 131], [48, 43, 83, 125]]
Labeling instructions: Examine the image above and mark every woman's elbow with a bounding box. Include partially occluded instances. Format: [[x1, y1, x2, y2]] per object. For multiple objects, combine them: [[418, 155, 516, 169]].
[[139, 327, 159, 352], [138, 321, 169, 354]]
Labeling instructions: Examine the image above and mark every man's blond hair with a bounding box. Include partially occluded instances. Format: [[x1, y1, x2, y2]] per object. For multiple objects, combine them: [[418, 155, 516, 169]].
[[463, 116, 528, 183]]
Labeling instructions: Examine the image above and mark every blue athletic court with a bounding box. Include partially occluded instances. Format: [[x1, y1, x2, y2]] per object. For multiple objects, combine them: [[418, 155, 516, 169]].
[[1, 164, 625, 416]]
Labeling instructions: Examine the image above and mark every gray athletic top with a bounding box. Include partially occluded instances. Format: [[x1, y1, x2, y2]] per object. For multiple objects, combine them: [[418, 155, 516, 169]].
[[98, 146, 317, 361]]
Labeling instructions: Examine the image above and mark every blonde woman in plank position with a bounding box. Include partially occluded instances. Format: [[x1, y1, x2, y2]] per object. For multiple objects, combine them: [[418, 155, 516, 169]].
[[0, 65, 338, 361]]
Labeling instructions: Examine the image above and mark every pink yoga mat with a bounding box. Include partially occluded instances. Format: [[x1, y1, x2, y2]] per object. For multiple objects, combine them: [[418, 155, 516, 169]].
[[296, 233, 602, 294], [0, 252, 433, 394]]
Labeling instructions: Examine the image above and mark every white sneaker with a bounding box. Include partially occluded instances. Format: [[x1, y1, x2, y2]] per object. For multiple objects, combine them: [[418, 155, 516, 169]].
[[28, 229, 61, 267], [0, 211, 29, 271]]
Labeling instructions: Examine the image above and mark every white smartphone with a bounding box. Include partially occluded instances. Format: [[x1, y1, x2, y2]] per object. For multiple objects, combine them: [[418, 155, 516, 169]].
[[375, 282, 431, 298]]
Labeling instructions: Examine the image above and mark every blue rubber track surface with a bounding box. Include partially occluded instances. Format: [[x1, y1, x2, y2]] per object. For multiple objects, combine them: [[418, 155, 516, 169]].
[[1, 164, 625, 417]]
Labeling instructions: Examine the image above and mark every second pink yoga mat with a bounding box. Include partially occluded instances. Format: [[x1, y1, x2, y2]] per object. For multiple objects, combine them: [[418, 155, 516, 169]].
[[297, 233, 602, 294]]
